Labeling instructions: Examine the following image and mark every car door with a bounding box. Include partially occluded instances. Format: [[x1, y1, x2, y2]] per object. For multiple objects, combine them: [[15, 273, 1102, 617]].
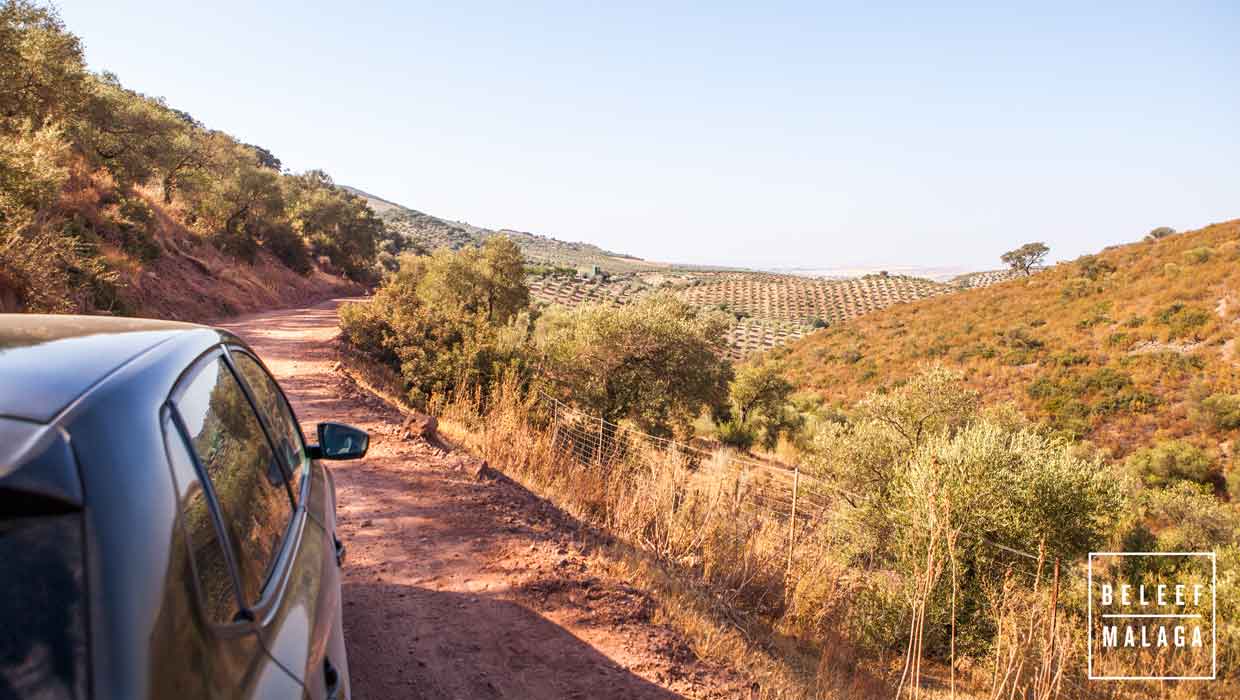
[[165, 350, 305, 699], [227, 347, 349, 700]]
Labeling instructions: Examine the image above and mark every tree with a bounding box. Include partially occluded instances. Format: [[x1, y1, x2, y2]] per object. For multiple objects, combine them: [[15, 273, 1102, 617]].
[[74, 75, 189, 188], [0, 1, 87, 135], [283, 170, 382, 280], [722, 359, 799, 449], [416, 237, 529, 324], [538, 294, 733, 436], [338, 249, 534, 407], [802, 366, 1121, 656], [1000, 242, 1049, 276], [1146, 226, 1176, 241]]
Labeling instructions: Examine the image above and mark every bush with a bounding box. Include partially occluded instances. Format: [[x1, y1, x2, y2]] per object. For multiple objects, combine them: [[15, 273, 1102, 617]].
[[841, 348, 863, 364], [1060, 276, 1096, 300], [255, 219, 311, 274], [1146, 226, 1177, 241], [715, 419, 756, 449], [1199, 394, 1240, 431], [1155, 303, 1213, 340], [724, 360, 799, 449], [1126, 440, 1216, 488], [338, 245, 534, 408], [1077, 254, 1116, 280], [805, 367, 1121, 657], [1003, 326, 1044, 351], [539, 294, 733, 436], [1183, 246, 1214, 264], [208, 225, 258, 263]]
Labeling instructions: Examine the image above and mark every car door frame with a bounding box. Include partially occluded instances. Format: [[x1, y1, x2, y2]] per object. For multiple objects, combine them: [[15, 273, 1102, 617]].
[[222, 343, 347, 699], [164, 345, 309, 683]]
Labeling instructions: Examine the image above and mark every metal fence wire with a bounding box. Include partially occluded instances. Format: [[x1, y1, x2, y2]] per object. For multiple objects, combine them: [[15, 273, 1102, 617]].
[[536, 391, 1076, 573], [534, 390, 1102, 696]]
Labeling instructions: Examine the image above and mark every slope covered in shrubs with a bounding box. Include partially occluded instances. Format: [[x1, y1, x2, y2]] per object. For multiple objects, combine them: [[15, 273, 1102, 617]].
[[0, 2, 405, 317], [778, 219, 1240, 471]]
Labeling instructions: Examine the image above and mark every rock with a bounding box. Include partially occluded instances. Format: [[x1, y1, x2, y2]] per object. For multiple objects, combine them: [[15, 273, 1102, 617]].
[[400, 412, 439, 442]]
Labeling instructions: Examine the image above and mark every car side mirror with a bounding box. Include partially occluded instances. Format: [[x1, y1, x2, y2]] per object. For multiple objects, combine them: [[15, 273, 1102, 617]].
[[313, 422, 369, 460]]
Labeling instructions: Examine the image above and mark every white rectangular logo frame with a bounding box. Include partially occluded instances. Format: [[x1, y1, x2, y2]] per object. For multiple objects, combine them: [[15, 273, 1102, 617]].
[[1087, 551, 1216, 681]]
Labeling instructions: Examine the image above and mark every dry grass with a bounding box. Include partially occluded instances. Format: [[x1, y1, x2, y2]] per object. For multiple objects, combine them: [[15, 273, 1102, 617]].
[[426, 379, 1100, 699], [335, 332, 1240, 698], [780, 220, 1240, 459]]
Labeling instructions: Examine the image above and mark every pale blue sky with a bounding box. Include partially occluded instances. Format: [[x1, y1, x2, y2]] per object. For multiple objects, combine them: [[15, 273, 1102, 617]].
[[58, 1, 1238, 271]]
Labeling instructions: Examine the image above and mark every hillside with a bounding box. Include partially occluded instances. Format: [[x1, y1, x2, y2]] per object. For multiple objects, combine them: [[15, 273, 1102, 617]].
[[342, 185, 657, 274], [0, 5, 386, 319], [778, 220, 1240, 459], [524, 269, 956, 359]]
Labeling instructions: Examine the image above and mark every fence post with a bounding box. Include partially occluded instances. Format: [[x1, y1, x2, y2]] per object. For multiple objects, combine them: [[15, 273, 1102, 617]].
[[597, 415, 605, 465], [786, 466, 800, 580]]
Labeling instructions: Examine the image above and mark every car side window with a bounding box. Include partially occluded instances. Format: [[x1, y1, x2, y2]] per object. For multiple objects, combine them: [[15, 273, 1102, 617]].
[[173, 357, 293, 607], [230, 351, 307, 502], [163, 419, 240, 625]]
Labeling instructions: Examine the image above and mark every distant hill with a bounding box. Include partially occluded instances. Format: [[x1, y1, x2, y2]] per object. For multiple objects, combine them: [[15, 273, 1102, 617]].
[[341, 185, 655, 273], [778, 220, 1240, 460]]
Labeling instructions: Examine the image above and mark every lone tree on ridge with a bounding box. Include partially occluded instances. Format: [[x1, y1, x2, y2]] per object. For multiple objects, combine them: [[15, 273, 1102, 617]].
[[1001, 242, 1049, 276]]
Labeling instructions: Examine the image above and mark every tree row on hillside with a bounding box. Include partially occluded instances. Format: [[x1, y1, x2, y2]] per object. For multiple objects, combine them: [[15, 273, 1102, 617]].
[[0, 0, 405, 313]]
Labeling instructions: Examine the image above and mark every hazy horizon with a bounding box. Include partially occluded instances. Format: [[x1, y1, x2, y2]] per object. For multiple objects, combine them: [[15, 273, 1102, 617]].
[[58, 1, 1240, 271]]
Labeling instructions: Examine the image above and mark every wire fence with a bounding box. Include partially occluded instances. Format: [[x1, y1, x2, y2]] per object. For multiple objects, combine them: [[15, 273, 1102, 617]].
[[536, 390, 1098, 696], [537, 390, 1061, 571]]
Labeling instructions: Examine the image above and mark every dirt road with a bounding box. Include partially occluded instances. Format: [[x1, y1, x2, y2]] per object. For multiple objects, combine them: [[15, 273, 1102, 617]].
[[219, 299, 746, 700]]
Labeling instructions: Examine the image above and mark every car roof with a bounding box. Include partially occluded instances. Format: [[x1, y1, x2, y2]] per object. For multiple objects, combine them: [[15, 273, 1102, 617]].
[[0, 314, 212, 423]]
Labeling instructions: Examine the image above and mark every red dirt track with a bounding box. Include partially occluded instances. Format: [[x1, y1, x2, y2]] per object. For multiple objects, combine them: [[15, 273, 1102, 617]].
[[219, 299, 747, 700]]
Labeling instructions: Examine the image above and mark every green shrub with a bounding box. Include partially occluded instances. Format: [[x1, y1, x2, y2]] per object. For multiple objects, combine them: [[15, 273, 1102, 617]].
[[716, 419, 756, 450], [209, 226, 258, 263], [1183, 246, 1214, 264], [1060, 276, 1096, 299], [339, 241, 535, 408], [117, 196, 153, 226], [255, 220, 311, 273], [1199, 394, 1240, 431], [724, 360, 799, 449], [1155, 303, 1213, 340], [1077, 254, 1117, 280], [1003, 326, 1044, 350], [955, 343, 996, 362], [1126, 440, 1216, 488], [1082, 367, 1133, 393], [807, 367, 1122, 657], [1105, 331, 1137, 350], [1053, 350, 1090, 367], [539, 294, 732, 436], [117, 224, 161, 262], [1146, 226, 1177, 241]]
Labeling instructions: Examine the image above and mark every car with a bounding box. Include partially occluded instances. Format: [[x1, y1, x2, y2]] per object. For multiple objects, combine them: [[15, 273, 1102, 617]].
[[0, 314, 366, 700]]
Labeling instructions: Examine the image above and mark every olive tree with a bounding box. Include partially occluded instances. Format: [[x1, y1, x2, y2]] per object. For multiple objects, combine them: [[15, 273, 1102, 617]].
[[1000, 242, 1049, 276], [537, 294, 733, 436]]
